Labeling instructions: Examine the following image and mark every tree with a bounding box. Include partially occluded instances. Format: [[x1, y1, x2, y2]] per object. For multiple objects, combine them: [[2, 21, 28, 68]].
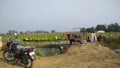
[[51, 30, 56, 33], [19, 31, 24, 34], [86, 27, 96, 32], [80, 27, 86, 32], [107, 23, 120, 32], [96, 25, 106, 31]]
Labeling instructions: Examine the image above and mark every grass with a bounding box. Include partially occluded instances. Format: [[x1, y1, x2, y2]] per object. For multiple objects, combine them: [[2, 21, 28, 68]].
[[102, 38, 120, 49], [1, 33, 68, 42], [1, 32, 119, 41]]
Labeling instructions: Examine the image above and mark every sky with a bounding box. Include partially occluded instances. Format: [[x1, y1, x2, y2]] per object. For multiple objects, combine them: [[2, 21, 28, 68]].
[[0, 0, 120, 33]]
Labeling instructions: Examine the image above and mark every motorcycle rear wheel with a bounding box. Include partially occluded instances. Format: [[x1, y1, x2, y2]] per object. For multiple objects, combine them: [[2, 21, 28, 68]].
[[3, 50, 15, 61]]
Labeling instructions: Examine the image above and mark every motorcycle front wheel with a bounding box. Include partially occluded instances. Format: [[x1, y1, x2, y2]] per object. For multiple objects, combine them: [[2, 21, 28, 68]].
[[22, 55, 33, 68]]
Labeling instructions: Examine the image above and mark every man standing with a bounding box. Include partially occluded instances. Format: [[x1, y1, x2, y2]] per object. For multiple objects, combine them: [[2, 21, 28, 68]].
[[90, 32, 97, 42]]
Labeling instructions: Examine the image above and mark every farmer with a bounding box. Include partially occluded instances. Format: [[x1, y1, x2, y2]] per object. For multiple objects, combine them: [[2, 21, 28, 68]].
[[55, 35, 60, 44], [87, 36, 91, 42], [67, 32, 73, 44], [55, 35, 58, 40], [90, 32, 97, 42], [119, 30, 120, 39], [109, 32, 112, 39], [62, 34, 65, 40]]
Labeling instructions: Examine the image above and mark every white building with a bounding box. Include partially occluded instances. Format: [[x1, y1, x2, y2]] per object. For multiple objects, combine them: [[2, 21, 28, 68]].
[[97, 30, 105, 33]]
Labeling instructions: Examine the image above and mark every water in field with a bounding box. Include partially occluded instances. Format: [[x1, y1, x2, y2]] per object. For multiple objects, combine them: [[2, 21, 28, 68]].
[[20, 41, 69, 56], [22, 41, 69, 45], [36, 47, 61, 57], [114, 49, 120, 53]]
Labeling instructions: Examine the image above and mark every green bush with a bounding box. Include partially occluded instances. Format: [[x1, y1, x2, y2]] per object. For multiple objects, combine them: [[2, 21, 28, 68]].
[[102, 38, 120, 49], [36, 50, 43, 56]]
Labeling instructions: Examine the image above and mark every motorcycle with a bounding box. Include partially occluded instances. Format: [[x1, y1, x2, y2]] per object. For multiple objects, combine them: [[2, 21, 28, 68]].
[[3, 34, 36, 68], [13, 46, 36, 68]]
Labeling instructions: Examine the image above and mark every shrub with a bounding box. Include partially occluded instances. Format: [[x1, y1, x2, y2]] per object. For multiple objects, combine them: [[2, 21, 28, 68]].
[[36, 50, 43, 56]]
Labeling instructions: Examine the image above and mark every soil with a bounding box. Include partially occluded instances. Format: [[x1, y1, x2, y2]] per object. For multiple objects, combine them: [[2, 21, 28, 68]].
[[32, 43, 120, 68], [0, 43, 120, 68]]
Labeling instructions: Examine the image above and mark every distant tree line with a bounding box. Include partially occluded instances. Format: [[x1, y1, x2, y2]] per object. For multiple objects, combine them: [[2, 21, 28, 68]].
[[1, 22, 119, 35], [6, 30, 49, 35], [80, 22, 120, 32]]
